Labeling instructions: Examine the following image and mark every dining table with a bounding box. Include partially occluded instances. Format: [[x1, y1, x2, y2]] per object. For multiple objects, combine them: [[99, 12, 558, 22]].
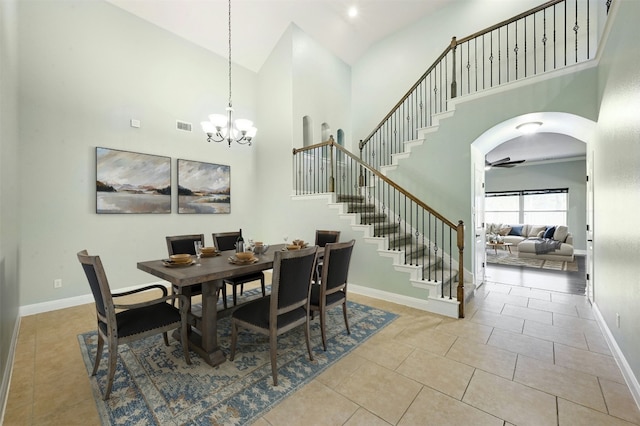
[[137, 244, 285, 367]]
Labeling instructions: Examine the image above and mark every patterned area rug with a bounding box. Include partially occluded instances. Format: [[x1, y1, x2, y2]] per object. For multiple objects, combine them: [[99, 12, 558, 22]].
[[486, 248, 578, 272], [77, 291, 396, 425]]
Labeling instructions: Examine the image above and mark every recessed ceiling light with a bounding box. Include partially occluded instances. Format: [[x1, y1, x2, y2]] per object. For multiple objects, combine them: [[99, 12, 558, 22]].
[[348, 6, 358, 18], [516, 121, 542, 134]]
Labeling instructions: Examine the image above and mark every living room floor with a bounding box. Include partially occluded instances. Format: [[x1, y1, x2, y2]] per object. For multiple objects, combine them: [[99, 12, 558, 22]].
[[5, 271, 640, 425]]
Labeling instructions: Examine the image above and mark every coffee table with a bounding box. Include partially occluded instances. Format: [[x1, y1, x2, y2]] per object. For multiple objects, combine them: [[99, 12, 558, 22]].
[[486, 241, 513, 254]]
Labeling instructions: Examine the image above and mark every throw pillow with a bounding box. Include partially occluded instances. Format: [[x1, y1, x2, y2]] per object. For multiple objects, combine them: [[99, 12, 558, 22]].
[[509, 225, 523, 236], [528, 225, 546, 237], [553, 225, 569, 242], [497, 226, 512, 236], [543, 226, 556, 239]]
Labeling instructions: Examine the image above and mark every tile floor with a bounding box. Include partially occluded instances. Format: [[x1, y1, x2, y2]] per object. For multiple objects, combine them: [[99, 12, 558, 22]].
[[4, 277, 640, 425]]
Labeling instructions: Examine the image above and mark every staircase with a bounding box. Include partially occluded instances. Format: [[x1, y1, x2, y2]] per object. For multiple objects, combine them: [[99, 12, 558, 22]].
[[327, 191, 469, 318]]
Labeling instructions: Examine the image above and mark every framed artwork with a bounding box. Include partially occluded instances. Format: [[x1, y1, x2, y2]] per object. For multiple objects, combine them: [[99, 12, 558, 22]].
[[177, 159, 231, 214], [96, 147, 171, 214]]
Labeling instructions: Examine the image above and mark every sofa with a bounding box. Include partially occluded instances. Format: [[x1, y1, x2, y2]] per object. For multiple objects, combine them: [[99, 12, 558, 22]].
[[486, 223, 574, 262]]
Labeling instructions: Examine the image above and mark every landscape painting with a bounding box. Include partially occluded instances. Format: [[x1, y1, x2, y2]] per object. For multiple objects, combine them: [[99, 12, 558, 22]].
[[96, 147, 171, 214], [178, 159, 230, 214]]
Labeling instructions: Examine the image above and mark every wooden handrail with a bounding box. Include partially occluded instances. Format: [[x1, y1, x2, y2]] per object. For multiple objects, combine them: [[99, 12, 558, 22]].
[[295, 139, 458, 230], [360, 0, 569, 151]]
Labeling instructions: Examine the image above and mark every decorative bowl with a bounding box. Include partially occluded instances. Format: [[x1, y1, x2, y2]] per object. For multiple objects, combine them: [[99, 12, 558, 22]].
[[293, 239, 305, 247], [200, 247, 217, 254], [170, 253, 191, 262], [286, 244, 301, 251], [235, 251, 254, 261]]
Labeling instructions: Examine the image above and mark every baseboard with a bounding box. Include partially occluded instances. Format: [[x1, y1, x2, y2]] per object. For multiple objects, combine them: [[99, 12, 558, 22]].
[[0, 315, 21, 425], [350, 283, 432, 312], [18, 281, 169, 317], [592, 302, 640, 411]]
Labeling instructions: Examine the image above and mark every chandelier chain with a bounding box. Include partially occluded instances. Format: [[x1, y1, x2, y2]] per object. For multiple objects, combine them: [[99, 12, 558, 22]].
[[228, 0, 232, 108]]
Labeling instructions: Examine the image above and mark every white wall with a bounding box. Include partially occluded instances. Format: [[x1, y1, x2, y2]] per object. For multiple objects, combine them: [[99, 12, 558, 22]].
[[485, 159, 587, 250], [593, 0, 640, 386], [351, 0, 546, 141], [17, 0, 260, 306], [291, 25, 352, 149], [0, 0, 20, 403]]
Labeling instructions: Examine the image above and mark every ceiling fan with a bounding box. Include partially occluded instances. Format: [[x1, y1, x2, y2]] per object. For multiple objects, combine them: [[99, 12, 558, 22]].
[[485, 156, 525, 169]]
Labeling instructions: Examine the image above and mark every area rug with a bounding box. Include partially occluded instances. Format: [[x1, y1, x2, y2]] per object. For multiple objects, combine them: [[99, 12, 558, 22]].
[[486, 249, 578, 272], [77, 291, 397, 425]]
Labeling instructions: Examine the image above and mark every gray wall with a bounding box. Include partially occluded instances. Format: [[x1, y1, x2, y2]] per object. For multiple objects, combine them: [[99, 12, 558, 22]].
[[17, 0, 261, 307], [485, 159, 587, 250], [593, 0, 640, 387], [0, 0, 20, 403]]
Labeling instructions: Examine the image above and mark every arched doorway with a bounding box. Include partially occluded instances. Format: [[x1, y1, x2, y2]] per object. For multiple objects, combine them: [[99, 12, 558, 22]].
[[471, 112, 596, 301]]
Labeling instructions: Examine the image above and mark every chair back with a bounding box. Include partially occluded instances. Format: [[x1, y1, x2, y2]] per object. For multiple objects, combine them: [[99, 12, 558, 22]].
[[271, 246, 317, 315], [321, 240, 355, 294], [166, 234, 205, 255], [315, 230, 340, 248], [77, 250, 116, 329], [212, 231, 240, 251]]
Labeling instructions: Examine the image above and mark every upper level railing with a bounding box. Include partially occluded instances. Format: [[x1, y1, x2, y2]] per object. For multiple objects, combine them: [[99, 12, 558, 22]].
[[293, 138, 466, 318], [359, 0, 599, 170]]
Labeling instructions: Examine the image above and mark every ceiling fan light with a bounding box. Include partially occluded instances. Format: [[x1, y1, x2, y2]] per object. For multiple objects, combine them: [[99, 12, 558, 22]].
[[516, 121, 542, 134]]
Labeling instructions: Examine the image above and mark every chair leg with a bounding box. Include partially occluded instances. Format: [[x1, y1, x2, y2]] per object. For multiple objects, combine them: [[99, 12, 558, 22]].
[[320, 308, 328, 351], [342, 301, 351, 335], [181, 323, 191, 365], [92, 333, 104, 376], [103, 337, 118, 400], [305, 315, 314, 362], [233, 285, 238, 306], [240, 283, 244, 296], [269, 329, 278, 386], [162, 332, 170, 346], [229, 321, 238, 361], [261, 276, 266, 297], [222, 285, 228, 309]]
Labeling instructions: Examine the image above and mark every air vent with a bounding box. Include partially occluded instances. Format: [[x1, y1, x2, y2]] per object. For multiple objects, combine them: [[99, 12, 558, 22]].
[[176, 120, 192, 132]]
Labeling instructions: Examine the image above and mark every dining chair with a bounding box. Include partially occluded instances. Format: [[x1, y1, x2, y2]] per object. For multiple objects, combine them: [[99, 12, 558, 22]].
[[166, 234, 228, 308], [309, 239, 355, 351], [77, 250, 191, 400], [313, 230, 341, 282], [212, 231, 266, 306], [229, 246, 318, 386]]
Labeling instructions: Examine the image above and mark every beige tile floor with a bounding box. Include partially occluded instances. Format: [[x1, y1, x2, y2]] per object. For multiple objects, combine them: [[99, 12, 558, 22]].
[[4, 280, 640, 425]]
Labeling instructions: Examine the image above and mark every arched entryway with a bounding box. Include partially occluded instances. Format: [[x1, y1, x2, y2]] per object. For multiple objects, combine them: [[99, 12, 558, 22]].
[[470, 112, 596, 301]]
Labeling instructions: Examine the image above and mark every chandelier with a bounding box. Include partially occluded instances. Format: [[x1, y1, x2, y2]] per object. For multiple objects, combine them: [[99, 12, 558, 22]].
[[201, 0, 257, 147]]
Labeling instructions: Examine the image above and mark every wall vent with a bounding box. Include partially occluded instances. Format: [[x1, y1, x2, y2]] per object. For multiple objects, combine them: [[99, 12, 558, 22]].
[[176, 120, 192, 132]]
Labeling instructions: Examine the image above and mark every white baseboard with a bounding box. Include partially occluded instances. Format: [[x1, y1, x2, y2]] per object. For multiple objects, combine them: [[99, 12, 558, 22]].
[[18, 280, 169, 317], [0, 315, 21, 425], [350, 283, 432, 312], [593, 302, 640, 411]]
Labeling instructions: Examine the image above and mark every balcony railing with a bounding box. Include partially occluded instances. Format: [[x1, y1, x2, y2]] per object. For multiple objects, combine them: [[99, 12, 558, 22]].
[[360, 0, 599, 170]]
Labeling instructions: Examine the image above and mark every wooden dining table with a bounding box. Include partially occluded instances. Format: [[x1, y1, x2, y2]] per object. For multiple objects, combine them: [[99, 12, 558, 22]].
[[137, 244, 285, 367]]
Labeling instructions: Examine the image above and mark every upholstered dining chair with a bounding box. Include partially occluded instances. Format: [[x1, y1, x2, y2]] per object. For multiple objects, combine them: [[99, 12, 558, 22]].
[[309, 239, 355, 351], [229, 246, 318, 386], [313, 230, 341, 282], [212, 231, 266, 306], [166, 234, 223, 307], [77, 250, 191, 400]]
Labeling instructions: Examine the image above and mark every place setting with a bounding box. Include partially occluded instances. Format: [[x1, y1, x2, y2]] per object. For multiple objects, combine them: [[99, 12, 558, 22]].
[[162, 253, 195, 268], [228, 251, 259, 265]]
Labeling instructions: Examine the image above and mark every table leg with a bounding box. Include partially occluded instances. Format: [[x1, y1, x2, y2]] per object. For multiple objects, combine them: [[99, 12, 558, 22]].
[[179, 280, 226, 367]]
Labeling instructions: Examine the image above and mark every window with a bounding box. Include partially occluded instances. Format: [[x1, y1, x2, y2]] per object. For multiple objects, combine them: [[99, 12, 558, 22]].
[[486, 188, 568, 225]]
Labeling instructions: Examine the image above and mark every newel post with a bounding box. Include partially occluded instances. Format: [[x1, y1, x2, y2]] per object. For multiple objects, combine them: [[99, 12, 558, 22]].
[[456, 220, 465, 318], [328, 136, 335, 192], [450, 36, 458, 99]]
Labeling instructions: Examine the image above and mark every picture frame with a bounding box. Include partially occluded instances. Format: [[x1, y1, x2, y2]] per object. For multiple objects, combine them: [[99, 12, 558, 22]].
[[96, 147, 171, 214], [177, 159, 231, 214]]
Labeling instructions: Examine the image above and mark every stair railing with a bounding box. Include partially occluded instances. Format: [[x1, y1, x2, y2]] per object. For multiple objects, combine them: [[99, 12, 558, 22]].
[[293, 137, 466, 318], [359, 0, 598, 170]]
